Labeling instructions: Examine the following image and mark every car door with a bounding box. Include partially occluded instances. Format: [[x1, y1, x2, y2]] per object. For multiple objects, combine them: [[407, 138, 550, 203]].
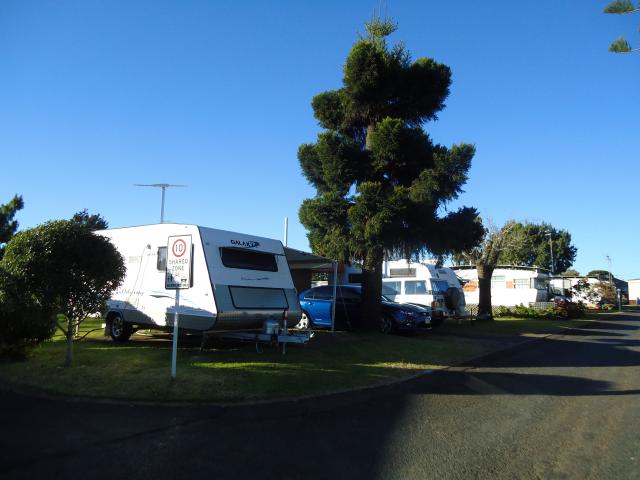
[[303, 286, 334, 328], [337, 286, 362, 328]]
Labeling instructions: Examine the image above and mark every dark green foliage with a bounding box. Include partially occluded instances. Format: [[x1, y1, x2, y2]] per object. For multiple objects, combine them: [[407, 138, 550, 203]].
[[0, 268, 56, 356], [70, 209, 109, 231], [1, 220, 126, 365], [298, 19, 481, 328], [604, 1, 639, 53], [586, 270, 612, 280], [498, 221, 577, 273], [604, 0, 636, 14], [561, 269, 580, 277], [493, 302, 584, 320], [0, 195, 24, 259]]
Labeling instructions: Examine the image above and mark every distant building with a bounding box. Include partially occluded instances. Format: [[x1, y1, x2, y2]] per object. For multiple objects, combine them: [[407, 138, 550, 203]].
[[629, 279, 640, 305]]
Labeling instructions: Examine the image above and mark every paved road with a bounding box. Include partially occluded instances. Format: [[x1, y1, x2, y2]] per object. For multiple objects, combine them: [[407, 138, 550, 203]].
[[1, 311, 639, 479]]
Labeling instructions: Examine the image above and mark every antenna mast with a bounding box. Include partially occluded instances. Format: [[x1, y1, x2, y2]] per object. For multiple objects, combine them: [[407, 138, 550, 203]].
[[134, 183, 186, 223]]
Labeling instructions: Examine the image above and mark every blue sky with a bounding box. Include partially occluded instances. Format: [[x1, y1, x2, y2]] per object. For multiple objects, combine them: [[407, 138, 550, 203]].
[[1, 1, 638, 279]]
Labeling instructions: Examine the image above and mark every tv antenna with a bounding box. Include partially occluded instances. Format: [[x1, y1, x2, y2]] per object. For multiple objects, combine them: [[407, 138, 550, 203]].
[[134, 183, 186, 223]]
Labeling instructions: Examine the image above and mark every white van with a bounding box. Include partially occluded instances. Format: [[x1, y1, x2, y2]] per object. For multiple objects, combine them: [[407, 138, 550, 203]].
[[97, 223, 301, 341], [381, 259, 466, 326]]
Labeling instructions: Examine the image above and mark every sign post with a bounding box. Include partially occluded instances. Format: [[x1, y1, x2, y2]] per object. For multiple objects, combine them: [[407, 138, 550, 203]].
[[165, 235, 192, 380]]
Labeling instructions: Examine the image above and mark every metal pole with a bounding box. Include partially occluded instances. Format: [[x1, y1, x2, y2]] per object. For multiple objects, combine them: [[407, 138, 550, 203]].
[[284, 217, 288, 246], [617, 289, 622, 311], [171, 288, 180, 379], [331, 261, 337, 333], [160, 186, 166, 224], [548, 234, 554, 275]]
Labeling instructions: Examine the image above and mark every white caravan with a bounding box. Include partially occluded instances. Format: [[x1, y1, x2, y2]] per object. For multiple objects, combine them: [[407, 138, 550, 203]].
[[98, 224, 301, 341], [453, 266, 550, 307], [380, 259, 466, 323]]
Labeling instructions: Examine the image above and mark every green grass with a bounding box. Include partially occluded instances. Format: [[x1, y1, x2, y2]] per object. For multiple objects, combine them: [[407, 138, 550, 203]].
[[440, 316, 588, 337], [0, 315, 592, 403]]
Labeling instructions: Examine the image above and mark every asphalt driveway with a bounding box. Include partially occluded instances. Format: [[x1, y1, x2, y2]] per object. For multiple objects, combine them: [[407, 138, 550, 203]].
[[1, 311, 639, 479]]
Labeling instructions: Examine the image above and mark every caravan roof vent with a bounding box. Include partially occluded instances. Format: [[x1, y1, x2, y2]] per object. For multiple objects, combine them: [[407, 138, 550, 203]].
[[389, 268, 416, 278]]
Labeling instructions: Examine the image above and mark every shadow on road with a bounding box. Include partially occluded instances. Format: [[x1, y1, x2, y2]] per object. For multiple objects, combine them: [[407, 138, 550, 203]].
[[407, 369, 640, 397]]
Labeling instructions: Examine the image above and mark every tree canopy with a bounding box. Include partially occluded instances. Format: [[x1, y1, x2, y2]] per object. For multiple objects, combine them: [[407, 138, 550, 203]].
[[604, 0, 639, 53], [71, 209, 109, 231], [1, 220, 125, 366], [0, 194, 24, 259], [587, 270, 613, 280], [298, 18, 482, 328], [497, 221, 576, 274]]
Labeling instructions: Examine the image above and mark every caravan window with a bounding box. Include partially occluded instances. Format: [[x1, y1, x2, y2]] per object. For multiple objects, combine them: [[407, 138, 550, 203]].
[[491, 275, 506, 288], [431, 280, 449, 293], [514, 278, 529, 289], [405, 280, 427, 295], [157, 247, 167, 271], [229, 286, 288, 309], [382, 281, 401, 295], [389, 268, 416, 278], [532, 278, 549, 290], [220, 247, 278, 272]]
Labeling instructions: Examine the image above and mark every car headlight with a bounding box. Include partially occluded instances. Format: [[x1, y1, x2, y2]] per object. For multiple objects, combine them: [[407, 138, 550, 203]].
[[392, 310, 416, 323]]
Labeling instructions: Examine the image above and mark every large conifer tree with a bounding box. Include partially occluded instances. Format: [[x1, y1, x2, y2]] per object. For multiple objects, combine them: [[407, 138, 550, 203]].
[[298, 18, 483, 329]]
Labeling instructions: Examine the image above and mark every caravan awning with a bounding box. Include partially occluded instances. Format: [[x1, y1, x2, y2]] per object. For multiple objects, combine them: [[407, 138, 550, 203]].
[[283, 247, 334, 271]]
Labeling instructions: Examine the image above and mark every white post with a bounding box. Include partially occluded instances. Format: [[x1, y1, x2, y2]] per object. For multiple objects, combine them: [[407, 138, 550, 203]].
[[617, 289, 622, 311], [284, 217, 288, 246], [331, 261, 338, 332], [160, 186, 166, 224], [171, 288, 180, 379]]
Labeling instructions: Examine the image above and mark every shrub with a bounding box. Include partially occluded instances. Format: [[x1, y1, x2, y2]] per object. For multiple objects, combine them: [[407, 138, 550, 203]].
[[0, 270, 56, 357]]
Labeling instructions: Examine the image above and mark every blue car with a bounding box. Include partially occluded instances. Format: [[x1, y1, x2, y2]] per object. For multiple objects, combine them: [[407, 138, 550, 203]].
[[298, 285, 431, 333]]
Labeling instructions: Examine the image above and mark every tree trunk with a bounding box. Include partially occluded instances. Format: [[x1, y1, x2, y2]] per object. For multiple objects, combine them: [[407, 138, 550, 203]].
[[477, 263, 494, 321], [365, 124, 375, 150], [64, 317, 74, 367], [360, 249, 383, 330]]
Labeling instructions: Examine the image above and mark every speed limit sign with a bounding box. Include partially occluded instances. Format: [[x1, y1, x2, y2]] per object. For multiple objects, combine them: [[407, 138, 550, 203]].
[[165, 235, 192, 289]]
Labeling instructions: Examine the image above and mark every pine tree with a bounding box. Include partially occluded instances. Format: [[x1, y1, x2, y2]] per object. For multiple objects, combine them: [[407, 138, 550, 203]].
[[298, 18, 482, 329]]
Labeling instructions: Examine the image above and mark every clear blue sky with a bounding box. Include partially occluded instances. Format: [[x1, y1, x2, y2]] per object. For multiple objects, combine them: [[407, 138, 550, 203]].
[[1, 1, 638, 279]]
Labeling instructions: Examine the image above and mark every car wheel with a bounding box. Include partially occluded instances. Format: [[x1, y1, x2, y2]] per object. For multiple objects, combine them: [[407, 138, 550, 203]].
[[296, 312, 312, 330], [110, 314, 132, 342], [379, 315, 394, 334]]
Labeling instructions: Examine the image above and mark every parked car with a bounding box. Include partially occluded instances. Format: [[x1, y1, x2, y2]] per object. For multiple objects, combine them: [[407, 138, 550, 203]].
[[297, 285, 431, 333]]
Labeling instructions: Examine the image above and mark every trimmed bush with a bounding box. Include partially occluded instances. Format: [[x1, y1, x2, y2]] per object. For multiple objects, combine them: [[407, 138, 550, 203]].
[[0, 270, 56, 357]]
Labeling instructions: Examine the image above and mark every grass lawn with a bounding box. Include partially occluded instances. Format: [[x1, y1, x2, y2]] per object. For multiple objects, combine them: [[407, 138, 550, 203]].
[[0, 315, 593, 403]]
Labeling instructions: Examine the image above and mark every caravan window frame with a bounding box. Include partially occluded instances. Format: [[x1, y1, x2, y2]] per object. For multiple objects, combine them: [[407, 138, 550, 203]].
[[157, 247, 167, 271], [228, 286, 289, 310], [219, 247, 279, 272]]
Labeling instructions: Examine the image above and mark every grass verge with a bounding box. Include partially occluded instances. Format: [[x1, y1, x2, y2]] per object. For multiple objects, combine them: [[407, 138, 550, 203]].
[[0, 316, 593, 403]]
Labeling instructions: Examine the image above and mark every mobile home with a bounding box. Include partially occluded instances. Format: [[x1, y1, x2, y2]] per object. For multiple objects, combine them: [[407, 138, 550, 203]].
[[380, 259, 467, 319], [98, 224, 301, 341], [453, 266, 550, 307]]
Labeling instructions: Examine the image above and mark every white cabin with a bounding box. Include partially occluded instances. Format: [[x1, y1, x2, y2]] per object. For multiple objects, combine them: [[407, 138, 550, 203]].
[[98, 224, 301, 334], [453, 266, 550, 307], [380, 259, 466, 316]]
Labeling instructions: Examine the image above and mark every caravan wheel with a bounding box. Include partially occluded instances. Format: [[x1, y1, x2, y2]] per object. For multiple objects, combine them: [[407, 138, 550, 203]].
[[379, 315, 394, 334], [296, 312, 312, 330], [109, 314, 132, 342]]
